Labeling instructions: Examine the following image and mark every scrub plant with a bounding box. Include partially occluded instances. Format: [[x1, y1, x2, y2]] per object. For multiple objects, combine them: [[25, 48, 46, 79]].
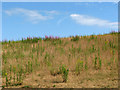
[[13, 66, 16, 83], [30, 61, 33, 72], [26, 64, 27, 73], [35, 58, 38, 67], [18, 65, 23, 83], [92, 44, 95, 52], [77, 45, 81, 53], [71, 44, 76, 57], [9, 65, 12, 84], [5, 73, 8, 87], [90, 35, 95, 39], [98, 47, 102, 69], [68, 54, 71, 64], [99, 57, 102, 69], [59, 65, 69, 82], [27, 61, 33, 73], [40, 47, 45, 56], [75, 59, 83, 75], [44, 52, 51, 67], [17, 72, 19, 82], [71, 35, 79, 41], [94, 55, 97, 69], [85, 53, 88, 70]]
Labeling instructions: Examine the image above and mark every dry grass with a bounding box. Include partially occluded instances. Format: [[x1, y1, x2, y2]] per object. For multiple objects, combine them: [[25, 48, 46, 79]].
[[2, 33, 118, 88]]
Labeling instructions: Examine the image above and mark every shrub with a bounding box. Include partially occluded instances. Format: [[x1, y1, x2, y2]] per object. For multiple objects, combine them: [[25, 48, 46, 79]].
[[90, 35, 95, 39], [59, 65, 69, 82], [71, 35, 79, 41]]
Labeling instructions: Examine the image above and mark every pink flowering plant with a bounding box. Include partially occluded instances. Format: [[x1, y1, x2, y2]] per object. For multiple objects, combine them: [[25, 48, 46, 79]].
[[44, 35, 60, 41], [22, 36, 42, 43]]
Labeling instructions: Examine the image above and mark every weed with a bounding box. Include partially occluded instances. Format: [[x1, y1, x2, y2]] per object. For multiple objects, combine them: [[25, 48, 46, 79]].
[[90, 34, 95, 39], [85, 53, 88, 70], [26, 64, 27, 73], [22, 37, 42, 43], [77, 45, 81, 53], [35, 58, 38, 67], [13, 66, 16, 83], [30, 61, 33, 72], [44, 35, 60, 41], [2, 69, 6, 78], [18, 66, 23, 83], [2, 85, 5, 88], [44, 52, 51, 66], [9, 65, 12, 84], [71, 44, 76, 57], [71, 35, 79, 41], [75, 60, 83, 75], [59, 65, 69, 82], [40, 47, 45, 56], [5, 73, 8, 87], [92, 44, 95, 52], [32, 46, 36, 53], [94, 55, 97, 69], [53, 85, 56, 87], [17, 72, 19, 82], [85, 62, 88, 70], [68, 54, 71, 64], [99, 57, 102, 69], [28, 61, 32, 73]]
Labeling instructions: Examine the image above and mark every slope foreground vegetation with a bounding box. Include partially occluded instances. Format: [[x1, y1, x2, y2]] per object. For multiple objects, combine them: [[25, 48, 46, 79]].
[[2, 33, 118, 88]]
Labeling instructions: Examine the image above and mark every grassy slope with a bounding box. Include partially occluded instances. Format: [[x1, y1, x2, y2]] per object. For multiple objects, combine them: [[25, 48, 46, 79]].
[[2, 33, 118, 88]]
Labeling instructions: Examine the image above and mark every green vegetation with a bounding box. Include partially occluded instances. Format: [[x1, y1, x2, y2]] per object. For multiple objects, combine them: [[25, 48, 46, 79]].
[[71, 35, 79, 41], [59, 65, 69, 82], [75, 60, 83, 75]]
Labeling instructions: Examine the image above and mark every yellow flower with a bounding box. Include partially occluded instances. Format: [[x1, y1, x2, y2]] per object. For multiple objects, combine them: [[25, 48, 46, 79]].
[[5, 73, 7, 76]]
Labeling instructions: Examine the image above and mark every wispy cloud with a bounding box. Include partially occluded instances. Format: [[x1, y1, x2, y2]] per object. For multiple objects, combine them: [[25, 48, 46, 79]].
[[43, 10, 59, 14], [57, 17, 68, 25], [4, 8, 57, 24], [70, 14, 118, 29]]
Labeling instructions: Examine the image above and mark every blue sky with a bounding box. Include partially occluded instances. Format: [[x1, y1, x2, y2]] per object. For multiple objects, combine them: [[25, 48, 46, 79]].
[[2, 2, 118, 41]]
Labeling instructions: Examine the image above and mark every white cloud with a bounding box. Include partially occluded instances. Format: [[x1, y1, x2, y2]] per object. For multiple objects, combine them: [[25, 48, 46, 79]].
[[70, 14, 118, 29], [5, 8, 56, 24], [44, 10, 59, 14]]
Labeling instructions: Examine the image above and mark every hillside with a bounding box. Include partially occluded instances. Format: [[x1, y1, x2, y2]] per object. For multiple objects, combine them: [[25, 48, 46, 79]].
[[2, 33, 118, 88]]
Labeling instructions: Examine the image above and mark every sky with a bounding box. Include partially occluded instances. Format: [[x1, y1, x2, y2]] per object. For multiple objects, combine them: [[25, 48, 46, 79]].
[[2, 2, 118, 41]]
